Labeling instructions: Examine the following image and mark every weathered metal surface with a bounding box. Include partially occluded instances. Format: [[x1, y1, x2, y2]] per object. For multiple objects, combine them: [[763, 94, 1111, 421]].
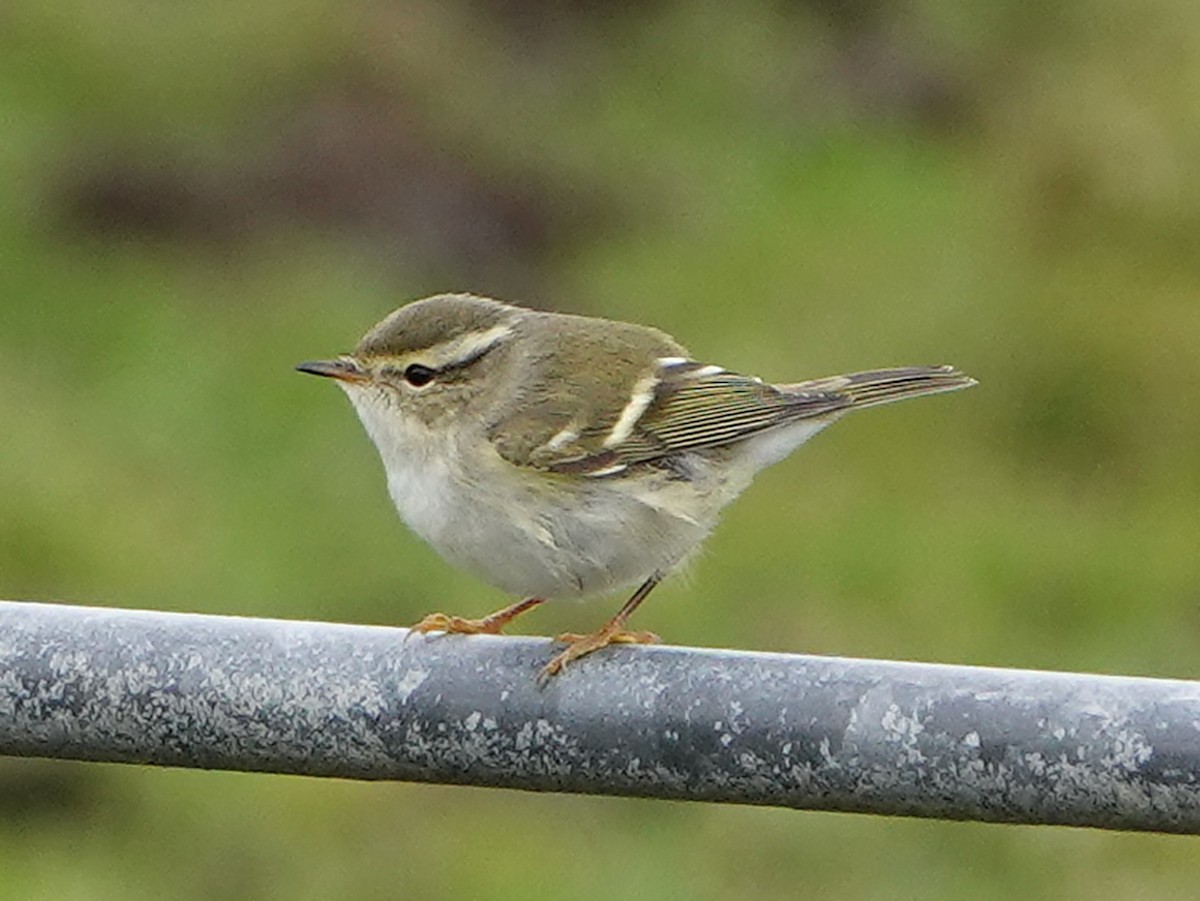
[[1, 600, 1198, 833]]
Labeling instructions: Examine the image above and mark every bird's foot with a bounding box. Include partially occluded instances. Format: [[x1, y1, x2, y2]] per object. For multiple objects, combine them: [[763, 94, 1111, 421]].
[[407, 596, 546, 640], [539, 625, 661, 682], [408, 612, 506, 636]]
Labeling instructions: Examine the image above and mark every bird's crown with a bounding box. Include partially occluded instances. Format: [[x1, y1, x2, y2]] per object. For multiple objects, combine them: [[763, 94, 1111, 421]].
[[354, 293, 523, 363]]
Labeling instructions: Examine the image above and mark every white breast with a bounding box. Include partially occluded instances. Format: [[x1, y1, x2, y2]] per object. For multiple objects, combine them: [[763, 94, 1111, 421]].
[[344, 385, 706, 599]]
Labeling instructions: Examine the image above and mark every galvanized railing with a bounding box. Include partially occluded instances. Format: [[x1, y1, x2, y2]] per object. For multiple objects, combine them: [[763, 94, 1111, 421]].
[[1, 600, 1197, 834]]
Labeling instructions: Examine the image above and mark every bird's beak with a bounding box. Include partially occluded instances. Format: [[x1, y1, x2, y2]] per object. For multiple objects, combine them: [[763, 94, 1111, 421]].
[[295, 358, 368, 383]]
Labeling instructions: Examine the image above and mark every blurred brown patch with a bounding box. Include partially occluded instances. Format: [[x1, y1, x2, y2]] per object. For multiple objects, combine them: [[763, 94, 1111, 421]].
[[51, 4, 978, 296], [54, 78, 609, 295], [0, 758, 110, 824]]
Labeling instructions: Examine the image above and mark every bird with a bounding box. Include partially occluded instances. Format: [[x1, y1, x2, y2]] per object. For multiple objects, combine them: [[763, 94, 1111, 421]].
[[297, 293, 975, 680]]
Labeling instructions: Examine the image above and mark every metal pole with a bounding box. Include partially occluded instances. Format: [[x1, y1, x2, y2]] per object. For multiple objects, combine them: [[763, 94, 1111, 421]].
[[1, 599, 1198, 833]]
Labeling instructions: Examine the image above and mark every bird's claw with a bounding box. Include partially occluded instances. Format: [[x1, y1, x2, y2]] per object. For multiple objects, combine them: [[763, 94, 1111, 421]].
[[538, 627, 661, 684], [405, 612, 504, 642]]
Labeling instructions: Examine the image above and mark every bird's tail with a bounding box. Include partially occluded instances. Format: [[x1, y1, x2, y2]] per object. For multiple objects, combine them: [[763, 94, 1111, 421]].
[[782, 365, 977, 411]]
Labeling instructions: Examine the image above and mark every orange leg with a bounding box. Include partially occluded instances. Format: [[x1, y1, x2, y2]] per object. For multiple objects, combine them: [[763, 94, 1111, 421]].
[[540, 575, 662, 682], [409, 596, 546, 637]]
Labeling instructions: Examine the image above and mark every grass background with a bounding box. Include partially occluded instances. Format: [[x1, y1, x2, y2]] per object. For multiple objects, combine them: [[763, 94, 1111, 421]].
[[2, 1, 1199, 897]]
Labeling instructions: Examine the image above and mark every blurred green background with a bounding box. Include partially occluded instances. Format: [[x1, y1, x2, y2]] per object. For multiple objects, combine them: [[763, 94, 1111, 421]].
[[3, 0, 1199, 897]]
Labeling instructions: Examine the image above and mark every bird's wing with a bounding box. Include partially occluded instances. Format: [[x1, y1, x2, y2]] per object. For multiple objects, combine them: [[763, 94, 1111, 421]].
[[487, 359, 852, 477]]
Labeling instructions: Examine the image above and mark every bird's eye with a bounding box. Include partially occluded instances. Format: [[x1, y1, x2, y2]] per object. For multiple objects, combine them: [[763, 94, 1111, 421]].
[[403, 364, 436, 387]]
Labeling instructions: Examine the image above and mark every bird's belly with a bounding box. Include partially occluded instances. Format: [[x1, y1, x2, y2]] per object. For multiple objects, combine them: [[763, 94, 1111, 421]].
[[386, 457, 706, 600]]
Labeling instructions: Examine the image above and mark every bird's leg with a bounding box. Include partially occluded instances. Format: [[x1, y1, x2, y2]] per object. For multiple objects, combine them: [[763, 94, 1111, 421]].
[[540, 574, 663, 681], [409, 596, 546, 637]]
